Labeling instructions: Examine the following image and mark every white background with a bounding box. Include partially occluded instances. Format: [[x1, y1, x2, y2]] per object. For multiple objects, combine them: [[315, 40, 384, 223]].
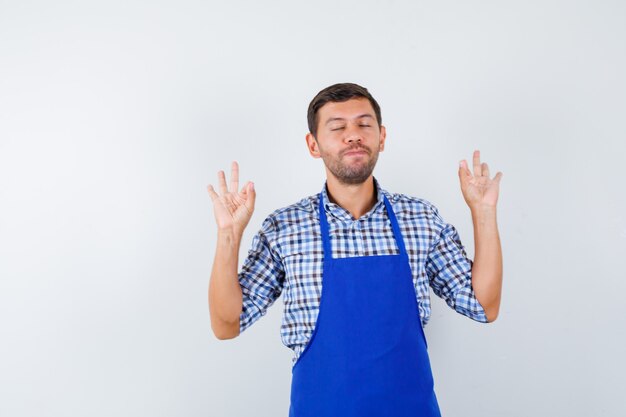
[[1, 1, 625, 416]]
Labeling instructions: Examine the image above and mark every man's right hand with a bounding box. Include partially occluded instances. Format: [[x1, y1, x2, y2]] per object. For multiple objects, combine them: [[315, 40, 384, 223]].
[[207, 161, 256, 237]]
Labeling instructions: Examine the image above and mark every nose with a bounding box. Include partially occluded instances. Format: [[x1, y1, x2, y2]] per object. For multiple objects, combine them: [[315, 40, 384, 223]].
[[343, 123, 363, 143]]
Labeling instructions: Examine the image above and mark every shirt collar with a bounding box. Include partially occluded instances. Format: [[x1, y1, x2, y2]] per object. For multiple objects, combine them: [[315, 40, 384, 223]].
[[321, 176, 386, 222]]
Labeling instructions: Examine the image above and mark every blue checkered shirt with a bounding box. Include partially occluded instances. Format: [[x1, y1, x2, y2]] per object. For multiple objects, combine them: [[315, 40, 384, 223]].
[[238, 177, 487, 366]]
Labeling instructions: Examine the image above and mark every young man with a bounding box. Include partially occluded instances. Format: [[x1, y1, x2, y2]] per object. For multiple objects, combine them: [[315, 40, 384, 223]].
[[207, 83, 503, 416]]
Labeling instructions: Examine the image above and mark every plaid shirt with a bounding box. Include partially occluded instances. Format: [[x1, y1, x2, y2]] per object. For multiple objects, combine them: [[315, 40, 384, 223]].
[[238, 177, 487, 366]]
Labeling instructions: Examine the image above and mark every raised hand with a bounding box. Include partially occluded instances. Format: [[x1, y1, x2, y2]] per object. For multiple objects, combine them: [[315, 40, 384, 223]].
[[207, 161, 256, 236], [458, 150, 503, 210]]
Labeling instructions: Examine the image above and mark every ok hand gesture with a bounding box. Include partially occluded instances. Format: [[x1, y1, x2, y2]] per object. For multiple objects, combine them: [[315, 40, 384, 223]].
[[458, 150, 503, 210], [207, 161, 256, 236]]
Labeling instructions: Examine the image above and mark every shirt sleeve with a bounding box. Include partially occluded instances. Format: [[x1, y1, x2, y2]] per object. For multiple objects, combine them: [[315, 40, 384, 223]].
[[238, 215, 285, 334], [425, 204, 488, 323]]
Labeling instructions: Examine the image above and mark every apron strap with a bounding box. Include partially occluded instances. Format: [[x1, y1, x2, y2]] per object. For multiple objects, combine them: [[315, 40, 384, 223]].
[[382, 195, 408, 258], [318, 191, 333, 257], [318, 188, 408, 259]]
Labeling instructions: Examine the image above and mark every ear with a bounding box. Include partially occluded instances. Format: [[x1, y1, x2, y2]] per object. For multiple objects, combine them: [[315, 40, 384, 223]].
[[306, 132, 321, 158], [378, 125, 387, 152]]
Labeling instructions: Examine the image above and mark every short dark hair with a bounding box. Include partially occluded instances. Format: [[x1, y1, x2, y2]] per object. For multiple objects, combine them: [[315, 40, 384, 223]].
[[307, 83, 382, 139]]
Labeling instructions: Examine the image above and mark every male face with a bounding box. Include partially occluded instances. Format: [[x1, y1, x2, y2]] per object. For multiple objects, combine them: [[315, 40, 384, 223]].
[[306, 98, 387, 185]]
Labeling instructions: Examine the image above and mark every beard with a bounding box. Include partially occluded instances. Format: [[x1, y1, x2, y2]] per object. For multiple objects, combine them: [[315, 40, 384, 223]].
[[320, 145, 379, 185]]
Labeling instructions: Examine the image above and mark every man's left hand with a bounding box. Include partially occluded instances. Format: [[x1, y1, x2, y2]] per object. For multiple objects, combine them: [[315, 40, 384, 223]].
[[458, 150, 503, 210]]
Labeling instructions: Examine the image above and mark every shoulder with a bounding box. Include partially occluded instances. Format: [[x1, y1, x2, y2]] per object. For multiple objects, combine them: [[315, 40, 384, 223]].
[[381, 188, 450, 237], [259, 192, 320, 236], [382, 189, 441, 222]]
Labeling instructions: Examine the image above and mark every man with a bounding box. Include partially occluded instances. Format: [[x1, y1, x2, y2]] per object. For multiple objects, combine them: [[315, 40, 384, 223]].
[[207, 83, 503, 416]]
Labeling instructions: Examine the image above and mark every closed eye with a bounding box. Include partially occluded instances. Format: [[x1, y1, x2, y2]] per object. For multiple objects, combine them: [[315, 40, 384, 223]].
[[331, 124, 370, 131]]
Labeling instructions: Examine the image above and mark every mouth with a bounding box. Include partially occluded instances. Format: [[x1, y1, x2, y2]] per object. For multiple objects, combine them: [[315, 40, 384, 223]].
[[344, 149, 368, 157]]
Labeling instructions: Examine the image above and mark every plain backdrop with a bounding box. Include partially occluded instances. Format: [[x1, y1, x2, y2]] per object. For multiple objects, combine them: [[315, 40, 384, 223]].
[[1, 1, 625, 416]]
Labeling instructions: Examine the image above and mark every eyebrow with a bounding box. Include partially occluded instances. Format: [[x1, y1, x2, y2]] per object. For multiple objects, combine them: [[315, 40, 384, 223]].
[[325, 114, 375, 125]]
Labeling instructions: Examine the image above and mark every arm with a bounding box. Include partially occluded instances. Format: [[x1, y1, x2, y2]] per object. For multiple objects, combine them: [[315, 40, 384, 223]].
[[469, 205, 502, 322], [459, 150, 503, 322], [209, 230, 244, 340], [426, 209, 488, 323], [207, 161, 256, 340]]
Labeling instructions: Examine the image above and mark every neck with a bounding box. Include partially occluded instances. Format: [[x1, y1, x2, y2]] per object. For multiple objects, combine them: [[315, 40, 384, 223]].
[[325, 175, 377, 220]]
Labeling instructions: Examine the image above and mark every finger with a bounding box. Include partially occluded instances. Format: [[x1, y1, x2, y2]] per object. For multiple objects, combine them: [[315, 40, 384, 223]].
[[218, 170, 227, 195], [473, 150, 481, 177], [482, 162, 490, 178], [494, 172, 503, 184], [230, 161, 239, 194], [207, 185, 219, 202]]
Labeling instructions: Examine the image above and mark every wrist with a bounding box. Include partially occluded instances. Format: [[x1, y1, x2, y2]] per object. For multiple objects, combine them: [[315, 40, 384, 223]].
[[470, 205, 498, 229], [217, 228, 243, 246], [469, 203, 497, 215]]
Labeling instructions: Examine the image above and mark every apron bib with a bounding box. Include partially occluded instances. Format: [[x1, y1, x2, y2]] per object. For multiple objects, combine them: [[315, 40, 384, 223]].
[[288, 190, 441, 416]]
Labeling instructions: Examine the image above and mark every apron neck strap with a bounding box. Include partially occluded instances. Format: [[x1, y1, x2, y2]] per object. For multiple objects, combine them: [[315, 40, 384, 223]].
[[318, 189, 408, 259]]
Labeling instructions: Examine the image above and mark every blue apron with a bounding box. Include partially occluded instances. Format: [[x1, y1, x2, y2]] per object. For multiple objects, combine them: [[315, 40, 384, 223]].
[[288, 190, 441, 417]]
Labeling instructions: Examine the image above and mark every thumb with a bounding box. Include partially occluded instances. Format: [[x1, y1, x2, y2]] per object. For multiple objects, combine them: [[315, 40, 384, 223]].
[[244, 181, 256, 213], [458, 160, 471, 183]]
